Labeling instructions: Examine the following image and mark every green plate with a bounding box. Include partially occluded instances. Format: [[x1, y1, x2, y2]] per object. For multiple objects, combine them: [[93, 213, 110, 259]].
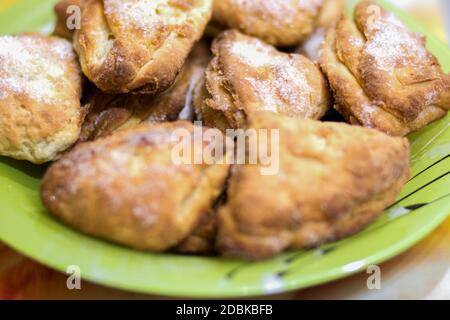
[[0, 0, 449, 298]]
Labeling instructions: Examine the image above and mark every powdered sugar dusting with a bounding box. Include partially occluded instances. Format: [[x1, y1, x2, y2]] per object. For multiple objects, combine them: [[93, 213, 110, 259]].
[[230, 0, 322, 27], [359, 103, 377, 127], [105, 0, 193, 35], [227, 37, 314, 116], [364, 10, 430, 72], [0, 35, 74, 104]]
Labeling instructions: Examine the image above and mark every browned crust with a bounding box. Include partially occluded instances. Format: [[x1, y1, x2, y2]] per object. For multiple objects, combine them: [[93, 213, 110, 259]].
[[73, 0, 212, 94], [41, 121, 230, 251], [319, 1, 449, 136], [216, 112, 410, 260], [54, 0, 85, 40], [197, 30, 330, 131], [297, 0, 345, 61], [212, 0, 324, 47], [0, 33, 84, 163]]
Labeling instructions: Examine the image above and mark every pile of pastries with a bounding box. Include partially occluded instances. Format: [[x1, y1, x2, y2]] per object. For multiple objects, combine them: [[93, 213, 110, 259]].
[[1, 0, 448, 260]]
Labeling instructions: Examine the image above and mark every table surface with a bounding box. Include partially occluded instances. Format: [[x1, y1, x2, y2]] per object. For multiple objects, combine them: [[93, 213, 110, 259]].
[[0, 0, 449, 300]]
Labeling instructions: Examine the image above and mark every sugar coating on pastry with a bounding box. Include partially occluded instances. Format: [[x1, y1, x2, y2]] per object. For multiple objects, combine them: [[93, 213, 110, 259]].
[[79, 41, 211, 142], [217, 112, 410, 260], [297, 0, 345, 61], [319, 1, 449, 136], [212, 0, 325, 47], [74, 0, 213, 94], [41, 121, 230, 251], [196, 30, 330, 131], [54, 0, 85, 40], [0, 34, 83, 164]]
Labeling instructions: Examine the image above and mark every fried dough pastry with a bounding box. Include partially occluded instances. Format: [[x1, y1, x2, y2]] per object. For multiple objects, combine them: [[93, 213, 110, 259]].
[[298, 0, 345, 61], [319, 2, 450, 136], [79, 42, 211, 142], [54, 0, 85, 40], [73, 0, 212, 94], [212, 0, 327, 47], [217, 112, 410, 260], [195, 30, 330, 132], [0, 34, 83, 164], [175, 189, 227, 254], [175, 207, 217, 254], [41, 122, 230, 251]]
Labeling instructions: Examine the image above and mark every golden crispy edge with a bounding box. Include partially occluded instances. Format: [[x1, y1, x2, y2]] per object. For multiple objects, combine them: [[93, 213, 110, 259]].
[[212, 0, 323, 47], [42, 121, 231, 251], [319, 2, 448, 136], [54, 0, 85, 40]]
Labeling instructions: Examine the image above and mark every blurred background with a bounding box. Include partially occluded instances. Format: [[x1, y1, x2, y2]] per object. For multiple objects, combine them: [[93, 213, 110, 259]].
[[390, 0, 449, 43]]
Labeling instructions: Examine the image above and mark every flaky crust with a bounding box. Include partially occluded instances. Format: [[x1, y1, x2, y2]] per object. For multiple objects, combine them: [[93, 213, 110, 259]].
[[41, 121, 230, 251], [73, 0, 212, 94], [196, 30, 330, 131], [0, 34, 83, 164], [79, 41, 211, 142], [212, 0, 324, 47], [319, 1, 449, 136], [217, 112, 410, 260], [54, 0, 85, 40]]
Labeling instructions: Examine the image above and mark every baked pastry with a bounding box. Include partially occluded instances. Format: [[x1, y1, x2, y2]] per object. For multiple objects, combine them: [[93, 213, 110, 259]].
[[217, 112, 410, 260], [73, 0, 213, 94], [0, 34, 84, 164], [79, 41, 211, 142], [297, 0, 345, 61], [54, 0, 85, 40], [195, 30, 330, 132], [41, 121, 230, 251], [175, 207, 218, 254], [319, 1, 450, 136], [212, 0, 330, 47]]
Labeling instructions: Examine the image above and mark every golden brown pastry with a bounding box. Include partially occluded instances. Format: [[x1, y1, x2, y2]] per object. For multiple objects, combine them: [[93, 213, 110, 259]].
[[79, 41, 211, 142], [217, 112, 410, 260], [0, 34, 84, 164], [195, 30, 330, 132], [297, 0, 345, 61], [73, 0, 212, 94], [212, 0, 326, 47], [319, 2, 449, 136], [41, 121, 230, 252], [175, 207, 218, 254], [54, 0, 85, 40]]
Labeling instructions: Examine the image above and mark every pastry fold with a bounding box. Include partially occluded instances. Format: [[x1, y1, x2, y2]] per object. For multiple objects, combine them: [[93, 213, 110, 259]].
[[73, 0, 212, 94], [217, 112, 410, 260], [319, 1, 449, 136], [196, 30, 330, 132]]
